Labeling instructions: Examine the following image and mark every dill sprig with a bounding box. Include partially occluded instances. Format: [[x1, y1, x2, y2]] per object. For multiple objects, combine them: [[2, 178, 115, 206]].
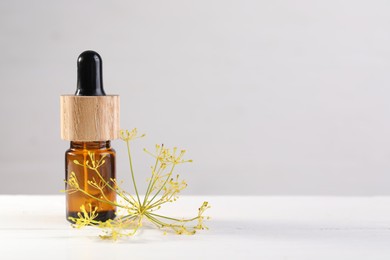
[[65, 128, 210, 240]]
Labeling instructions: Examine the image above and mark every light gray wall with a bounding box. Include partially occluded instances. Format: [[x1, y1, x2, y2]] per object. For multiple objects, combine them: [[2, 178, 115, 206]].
[[1, 0, 389, 195]]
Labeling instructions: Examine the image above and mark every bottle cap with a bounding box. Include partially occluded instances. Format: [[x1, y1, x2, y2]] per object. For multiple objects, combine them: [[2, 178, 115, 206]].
[[60, 51, 120, 141]]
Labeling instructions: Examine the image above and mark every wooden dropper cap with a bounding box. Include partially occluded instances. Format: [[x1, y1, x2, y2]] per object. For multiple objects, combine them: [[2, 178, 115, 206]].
[[60, 51, 120, 142]]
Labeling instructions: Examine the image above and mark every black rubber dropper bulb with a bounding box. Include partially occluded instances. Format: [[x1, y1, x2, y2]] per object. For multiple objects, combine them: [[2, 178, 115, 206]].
[[75, 50, 106, 96]]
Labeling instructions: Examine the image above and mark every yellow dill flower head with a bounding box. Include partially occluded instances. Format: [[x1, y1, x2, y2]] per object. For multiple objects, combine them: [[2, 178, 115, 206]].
[[69, 204, 99, 228], [119, 128, 145, 141], [145, 145, 193, 165], [64, 128, 210, 240], [67, 172, 80, 192]]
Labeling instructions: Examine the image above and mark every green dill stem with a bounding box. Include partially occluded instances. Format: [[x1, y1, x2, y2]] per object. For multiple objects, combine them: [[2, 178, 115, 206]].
[[75, 186, 129, 209], [92, 168, 136, 207], [142, 157, 161, 207], [115, 216, 143, 236], [143, 163, 165, 207], [88, 180, 133, 209], [145, 164, 176, 207], [145, 166, 163, 200], [129, 218, 143, 235], [119, 214, 138, 222], [145, 213, 168, 228], [110, 178, 138, 205], [147, 192, 178, 209], [110, 178, 138, 206], [148, 212, 198, 222], [89, 182, 111, 202], [126, 140, 142, 206], [74, 156, 137, 207], [116, 187, 138, 206], [145, 213, 183, 229]]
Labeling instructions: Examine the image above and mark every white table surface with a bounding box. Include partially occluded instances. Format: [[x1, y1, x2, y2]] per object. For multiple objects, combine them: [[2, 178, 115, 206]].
[[1, 195, 390, 259]]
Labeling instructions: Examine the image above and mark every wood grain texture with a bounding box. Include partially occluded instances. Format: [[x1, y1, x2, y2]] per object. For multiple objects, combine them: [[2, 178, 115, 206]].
[[60, 95, 120, 141]]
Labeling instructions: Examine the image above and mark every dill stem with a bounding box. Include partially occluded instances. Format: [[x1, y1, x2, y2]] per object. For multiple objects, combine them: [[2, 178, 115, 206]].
[[130, 218, 143, 235], [114, 186, 137, 206], [126, 140, 142, 206], [143, 163, 166, 208], [142, 157, 161, 207], [119, 214, 137, 221], [148, 212, 198, 222], [76, 187, 128, 209], [145, 213, 169, 227], [147, 192, 178, 209], [92, 168, 136, 207], [146, 213, 183, 229], [90, 182, 111, 202], [146, 164, 176, 207]]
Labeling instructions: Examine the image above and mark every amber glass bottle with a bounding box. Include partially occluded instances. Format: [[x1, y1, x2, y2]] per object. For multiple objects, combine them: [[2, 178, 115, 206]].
[[61, 50, 120, 223], [65, 141, 116, 222]]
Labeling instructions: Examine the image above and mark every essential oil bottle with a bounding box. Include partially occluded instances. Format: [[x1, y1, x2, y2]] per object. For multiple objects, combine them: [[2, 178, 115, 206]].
[[60, 50, 120, 222]]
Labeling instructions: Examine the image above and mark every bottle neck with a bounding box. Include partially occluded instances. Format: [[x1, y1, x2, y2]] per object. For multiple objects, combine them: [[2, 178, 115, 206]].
[[70, 141, 111, 150]]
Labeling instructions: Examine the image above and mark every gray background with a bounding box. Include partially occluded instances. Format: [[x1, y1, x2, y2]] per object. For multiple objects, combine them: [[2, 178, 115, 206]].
[[1, 0, 389, 195]]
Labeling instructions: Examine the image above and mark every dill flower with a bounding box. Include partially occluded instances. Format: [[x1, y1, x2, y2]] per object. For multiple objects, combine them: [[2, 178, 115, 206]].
[[65, 128, 210, 240]]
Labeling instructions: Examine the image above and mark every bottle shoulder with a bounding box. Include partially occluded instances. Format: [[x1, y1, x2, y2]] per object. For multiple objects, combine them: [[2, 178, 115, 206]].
[[65, 147, 116, 157]]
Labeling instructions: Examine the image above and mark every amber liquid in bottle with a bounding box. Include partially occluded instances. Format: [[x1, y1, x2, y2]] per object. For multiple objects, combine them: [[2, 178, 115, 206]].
[[65, 141, 116, 223]]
